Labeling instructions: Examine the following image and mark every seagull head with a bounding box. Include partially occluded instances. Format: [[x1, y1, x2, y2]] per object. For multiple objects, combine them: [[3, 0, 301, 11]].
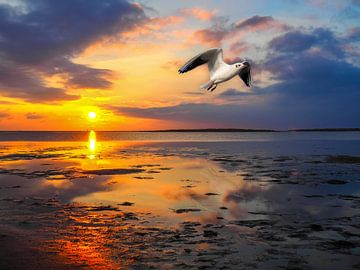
[[235, 60, 250, 71]]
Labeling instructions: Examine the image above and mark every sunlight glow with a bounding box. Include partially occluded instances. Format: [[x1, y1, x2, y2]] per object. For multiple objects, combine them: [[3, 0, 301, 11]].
[[88, 111, 97, 120]]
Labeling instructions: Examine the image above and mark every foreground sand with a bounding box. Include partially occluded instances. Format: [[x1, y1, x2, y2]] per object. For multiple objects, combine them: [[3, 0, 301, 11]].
[[0, 140, 359, 269]]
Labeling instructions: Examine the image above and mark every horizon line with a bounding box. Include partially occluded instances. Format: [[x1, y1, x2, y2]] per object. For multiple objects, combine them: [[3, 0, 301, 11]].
[[0, 128, 359, 132]]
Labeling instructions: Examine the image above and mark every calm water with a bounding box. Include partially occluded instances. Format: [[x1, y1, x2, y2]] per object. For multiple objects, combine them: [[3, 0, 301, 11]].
[[1, 130, 360, 142], [0, 131, 359, 269]]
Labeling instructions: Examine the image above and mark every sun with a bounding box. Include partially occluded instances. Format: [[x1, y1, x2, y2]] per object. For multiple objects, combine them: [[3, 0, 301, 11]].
[[88, 111, 97, 120]]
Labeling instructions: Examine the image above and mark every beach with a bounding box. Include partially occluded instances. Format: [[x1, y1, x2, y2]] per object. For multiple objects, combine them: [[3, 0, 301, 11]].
[[0, 131, 359, 269]]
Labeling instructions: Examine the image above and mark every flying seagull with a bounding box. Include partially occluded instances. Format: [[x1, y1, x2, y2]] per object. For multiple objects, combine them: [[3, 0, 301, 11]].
[[178, 48, 251, 92]]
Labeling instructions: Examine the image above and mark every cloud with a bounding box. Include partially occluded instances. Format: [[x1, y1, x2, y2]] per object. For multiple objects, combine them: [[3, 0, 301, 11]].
[[0, 0, 144, 64], [192, 17, 229, 46], [218, 88, 261, 99], [229, 41, 250, 54], [259, 27, 360, 127], [41, 58, 114, 89], [346, 26, 360, 42], [269, 31, 317, 53], [147, 15, 184, 30], [192, 15, 288, 46], [0, 100, 19, 105], [26, 113, 45, 120], [104, 102, 286, 128], [0, 60, 79, 102], [335, 0, 360, 21], [0, 0, 145, 102], [0, 112, 11, 119], [224, 183, 263, 203], [179, 7, 216, 21], [268, 28, 343, 58], [105, 26, 360, 129], [234, 15, 287, 31]]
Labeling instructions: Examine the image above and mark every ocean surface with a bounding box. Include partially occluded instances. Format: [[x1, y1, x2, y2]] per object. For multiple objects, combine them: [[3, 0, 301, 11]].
[[0, 131, 359, 269], [1, 130, 360, 142]]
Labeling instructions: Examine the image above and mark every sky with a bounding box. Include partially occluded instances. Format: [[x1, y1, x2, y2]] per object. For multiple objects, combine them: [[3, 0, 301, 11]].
[[0, 0, 359, 131]]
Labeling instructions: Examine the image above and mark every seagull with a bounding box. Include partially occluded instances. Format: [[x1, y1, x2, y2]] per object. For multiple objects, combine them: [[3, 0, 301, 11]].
[[178, 48, 251, 92]]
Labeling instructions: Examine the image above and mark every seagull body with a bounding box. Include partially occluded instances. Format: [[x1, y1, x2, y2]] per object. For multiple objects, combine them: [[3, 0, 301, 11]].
[[178, 48, 251, 92]]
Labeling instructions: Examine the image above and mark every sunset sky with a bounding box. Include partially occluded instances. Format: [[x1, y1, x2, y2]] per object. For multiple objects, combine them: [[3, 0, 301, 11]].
[[0, 0, 359, 130]]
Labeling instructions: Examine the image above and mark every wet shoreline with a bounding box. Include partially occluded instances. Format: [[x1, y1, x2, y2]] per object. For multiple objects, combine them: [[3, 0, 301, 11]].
[[0, 139, 359, 269]]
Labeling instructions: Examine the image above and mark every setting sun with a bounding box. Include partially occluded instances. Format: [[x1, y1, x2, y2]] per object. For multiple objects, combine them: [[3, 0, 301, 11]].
[[88, 111, 97, 120]]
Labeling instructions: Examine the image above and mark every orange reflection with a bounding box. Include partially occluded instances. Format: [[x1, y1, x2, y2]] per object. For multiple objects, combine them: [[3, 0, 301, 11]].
[[0, 140, 258, 268], [47, 210, 137, 269]]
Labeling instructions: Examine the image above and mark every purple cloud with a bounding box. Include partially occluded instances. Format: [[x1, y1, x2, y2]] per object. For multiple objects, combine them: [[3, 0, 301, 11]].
[[0, 0, 146, 102]]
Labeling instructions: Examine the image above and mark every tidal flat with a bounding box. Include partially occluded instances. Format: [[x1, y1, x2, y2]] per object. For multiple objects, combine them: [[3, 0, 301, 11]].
[[0, 133, 359, 269]]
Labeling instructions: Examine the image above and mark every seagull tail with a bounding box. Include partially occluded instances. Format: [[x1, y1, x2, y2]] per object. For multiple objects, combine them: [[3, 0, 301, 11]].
[[200, 80, 214, 90]]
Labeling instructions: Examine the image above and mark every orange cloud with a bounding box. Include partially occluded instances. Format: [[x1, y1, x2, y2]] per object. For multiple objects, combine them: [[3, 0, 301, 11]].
[[180, 7, 217, 21], [147, 15, 185, 30], [192, 28, 227, 46], [229, 41, 250, 54], [119, 15, 184, 41]]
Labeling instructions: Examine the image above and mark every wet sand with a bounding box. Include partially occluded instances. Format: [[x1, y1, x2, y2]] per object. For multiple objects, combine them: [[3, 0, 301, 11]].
[[0, 139, 359, 269]]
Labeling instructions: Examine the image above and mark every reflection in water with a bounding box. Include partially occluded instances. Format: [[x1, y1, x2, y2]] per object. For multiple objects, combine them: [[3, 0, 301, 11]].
[[0, 139, 359, 269], [88, 130, 96, 159]]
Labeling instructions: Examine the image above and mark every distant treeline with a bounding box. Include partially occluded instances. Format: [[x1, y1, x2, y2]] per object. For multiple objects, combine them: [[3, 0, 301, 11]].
[[290, 128, 360, 132], [147, 128, 360, 132], [147, 128, 277, 132]]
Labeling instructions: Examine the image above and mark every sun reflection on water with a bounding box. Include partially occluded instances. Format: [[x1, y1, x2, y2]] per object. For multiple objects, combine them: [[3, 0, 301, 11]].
[[88, 130, 97, 159]]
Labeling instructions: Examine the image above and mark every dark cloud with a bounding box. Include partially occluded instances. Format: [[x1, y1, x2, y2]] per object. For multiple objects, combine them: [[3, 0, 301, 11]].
[[104, 102, 301, 128], [269, 31, 316, 53], [269, 28, 343, 58], [0, 0, 144, 64], [26, 113, 45, 120], [263, 54, 360, 96], [106, 93, 360, 129], [234, 15, 274, 30], [0, 0, 145, 102], [218, 88, 261, 99], [41, 58, 114, 89], [265, 28, 360, 96], [0, 60, 79, 102]]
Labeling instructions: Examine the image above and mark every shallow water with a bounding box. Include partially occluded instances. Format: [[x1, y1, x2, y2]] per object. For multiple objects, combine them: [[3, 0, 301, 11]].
[[0, 132, 359, 269]]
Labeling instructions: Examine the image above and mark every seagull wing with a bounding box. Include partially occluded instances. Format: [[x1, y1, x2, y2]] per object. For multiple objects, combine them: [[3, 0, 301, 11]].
[[238, 64, 252, 87], [207, 48, 224, 75], [178, 48, 223, 74]]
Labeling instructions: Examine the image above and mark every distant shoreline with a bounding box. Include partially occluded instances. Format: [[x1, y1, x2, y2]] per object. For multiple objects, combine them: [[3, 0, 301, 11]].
[[147, 128, 360, 132], [0, 128, 359, 132]]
